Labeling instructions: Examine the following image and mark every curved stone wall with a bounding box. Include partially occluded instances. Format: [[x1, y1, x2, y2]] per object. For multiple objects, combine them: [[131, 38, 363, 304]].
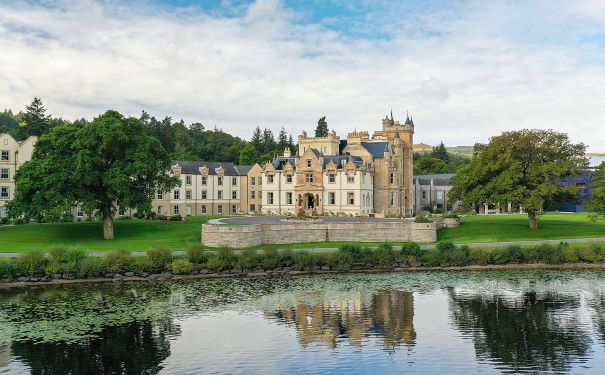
[[202, 222, 437, 248]]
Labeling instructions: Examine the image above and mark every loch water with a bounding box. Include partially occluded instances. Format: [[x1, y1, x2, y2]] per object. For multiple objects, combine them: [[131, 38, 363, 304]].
[[2, 270, 605, 374]]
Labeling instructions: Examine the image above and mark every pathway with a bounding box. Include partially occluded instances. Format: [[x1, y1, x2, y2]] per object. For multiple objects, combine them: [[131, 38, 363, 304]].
[[1, 237, 605, 257]]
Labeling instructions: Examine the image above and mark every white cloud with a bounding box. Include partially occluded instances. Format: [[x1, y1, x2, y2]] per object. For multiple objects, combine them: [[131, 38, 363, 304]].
[[1, 0, 605, 151]]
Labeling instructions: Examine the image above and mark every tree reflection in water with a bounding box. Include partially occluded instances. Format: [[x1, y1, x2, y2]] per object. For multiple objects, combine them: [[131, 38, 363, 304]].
[[266, 291, 416, 352], [449, 290, 592, 373]]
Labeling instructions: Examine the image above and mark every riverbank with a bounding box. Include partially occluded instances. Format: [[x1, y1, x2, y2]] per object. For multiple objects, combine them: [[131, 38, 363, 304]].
[[4, 262, 605, 289]]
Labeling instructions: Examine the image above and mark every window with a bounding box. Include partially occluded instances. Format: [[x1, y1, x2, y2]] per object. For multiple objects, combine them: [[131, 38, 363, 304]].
[[173, 189, 180, 199], [0, 168, 8, 180], [347, 173, 354, 183], [186, 190, 192, 200], [173, 205, 180, 215], [347, 192, 355, 205], [286, 192, 293, 205], [1, 150, 9, 162], [2, 138, 6, 145], [286, 174, 292, 183], [201, 190, 207, 199], [76, 205, 84, 218], [187, 205, 192, 215], [258, 178, 262, 186], [202, 176, 207, 186], [421, 191, 427, 200], [267, 175, 274, 184], [436, 191, 444, 200], [306, 160, 312, 168], [250, 204, 256, 211], [306, 173, 313, 183], [218, 190, 223, 199], [232, 190, 237, 199], [391, 192, 397, 206], [268, 192, 274, 205], [231, 204, 237, 214], [119, 207, 126, 216], [328, 192, 336, 205], [157, 191, 163, 199], [201, 205, 207, 214], [251, 191, 256, 199], [329, 173, 336, 183], [218, 177, 223, 186], [157, 206, 163, 214], [232, 177, 237, 186], [186, 175, 192, 185], [217, 205, 223, 214], [251, 177, 256, 185], [390, 173, 396, 184]]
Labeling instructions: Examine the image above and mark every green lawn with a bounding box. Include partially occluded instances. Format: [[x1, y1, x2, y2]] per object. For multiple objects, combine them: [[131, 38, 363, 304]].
[[0, 216, 219, 252], [438, 213, 605, 243]]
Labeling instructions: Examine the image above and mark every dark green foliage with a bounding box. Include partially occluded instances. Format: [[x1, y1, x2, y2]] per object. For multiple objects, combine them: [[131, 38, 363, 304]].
[[104, 249, 133, 273], [187, 244, 207, 264], [435, 242, 470, 266], [169, 214, 182, 222], [319, 252, 351, 271], [374, 243, 396, 266], [491, 245, 524, 264], [77, 258, 107, 278], [146, 248, 173, 270], [216, 248, 236, 270], [585, 162, 605, 221], [431, 141, 450, 163], [315, 116, 328, 137], [156, 215, 167, 221], [415, 216, 433, 223], [523, 243, 565, 264], [0, 259, 16, 277], [400, 242, 425, 261], [14, 250, 47, 275], [65, 248, 88, 264], [339, 244, 363, 257], [292, 251, 316, 271], [22, 97, 53, 137], [170, 258, 194, 274], [238, 249, 258, 269], [261, 248, 282, 269]]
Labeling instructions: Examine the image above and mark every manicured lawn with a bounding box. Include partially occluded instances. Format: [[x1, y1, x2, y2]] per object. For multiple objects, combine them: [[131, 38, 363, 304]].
[[438, 213, 605, 243], [0, 216, 219, 252]]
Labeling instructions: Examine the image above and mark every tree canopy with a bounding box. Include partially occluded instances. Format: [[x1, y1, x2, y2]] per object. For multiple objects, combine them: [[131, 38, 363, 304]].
[[8, 110, 180, 239], [315, 116, 328, 137], [584, 162, 605, 221], [449, 129, 588, 229]]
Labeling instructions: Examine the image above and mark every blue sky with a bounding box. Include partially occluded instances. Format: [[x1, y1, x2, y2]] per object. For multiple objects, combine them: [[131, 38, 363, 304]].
[[2, 0, 605, 151]]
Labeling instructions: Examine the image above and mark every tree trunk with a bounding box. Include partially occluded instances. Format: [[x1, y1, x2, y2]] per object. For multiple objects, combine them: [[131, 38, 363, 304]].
[[528, 211, 538, 230], [103, 214, 114, 240]]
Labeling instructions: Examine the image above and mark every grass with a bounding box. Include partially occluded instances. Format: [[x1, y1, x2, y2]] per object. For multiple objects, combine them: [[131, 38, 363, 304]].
[[0, 216, 219, 252], [438, 212, 605, 243]]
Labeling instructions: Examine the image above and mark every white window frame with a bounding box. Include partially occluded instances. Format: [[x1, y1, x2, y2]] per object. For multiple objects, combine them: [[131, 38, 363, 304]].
[[347, 173, 354, 183], [286, 174, 292, 183], [251, 191, 256, 199], [251, 177, 256, 185], [286, 192, 292, 205], [0, 168, 8, 180], [328, 173, 336, 183], [186, 175, 192, 185], [1, 150, 9, 162], [217, 205, 223, 214], [173, 205, 180, 215], [232, 177, 237, 187], [347, 192, 355, 205], [186, 190, 192, 200], [268, 192, 274, 205], [218, 190, 223, 199], [267, 175, 274, 184], [202, 176, 207, 186], [232, 190, 237, 199], [202, 190, 207, 200], [306, 173, 313, 183], [201, 205, 207, 214], [328, 192, 335, 205], [218, 177, 223, 186], [173, 189, 180, 200]]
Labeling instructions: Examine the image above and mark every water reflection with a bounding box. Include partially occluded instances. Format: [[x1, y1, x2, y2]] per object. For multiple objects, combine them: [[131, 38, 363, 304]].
[[449, 290, 592, 373], [266, 291, 415, 351]]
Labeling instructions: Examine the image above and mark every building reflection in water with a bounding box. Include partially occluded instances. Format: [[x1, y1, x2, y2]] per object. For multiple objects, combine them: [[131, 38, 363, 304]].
[[266, 291, 415, 352], [449, 290, 592, 373]]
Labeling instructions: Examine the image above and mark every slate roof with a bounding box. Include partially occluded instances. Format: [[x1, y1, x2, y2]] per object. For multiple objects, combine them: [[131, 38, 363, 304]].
[[361, 141, 390, 157], [270, 155, 364, 170], [413, 173, 455, 186], [171, 160, 245, 176]]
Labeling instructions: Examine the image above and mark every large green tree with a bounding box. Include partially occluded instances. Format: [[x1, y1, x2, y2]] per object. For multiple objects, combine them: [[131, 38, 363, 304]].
[[239, 143, 257, 165], [430, 141, 450, 162], [315, 116, 328, 137], [8, 110, 179, 239], [449, 129, 588, 230], [584, 162, 605, 221], [22, 97, 52, 137]]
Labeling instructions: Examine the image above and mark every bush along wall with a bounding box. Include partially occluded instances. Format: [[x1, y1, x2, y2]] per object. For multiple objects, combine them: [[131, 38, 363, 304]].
[[2, 241, 605, 283]]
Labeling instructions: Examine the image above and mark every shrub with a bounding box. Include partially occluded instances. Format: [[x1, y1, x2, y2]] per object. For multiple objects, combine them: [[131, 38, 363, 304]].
[[238, 249, 258, 269], [205, 256, 222, 271], [104, 249, 133, 273], [170, 258, 194, 274], [436, 242, 470, 266], [374, 243, 396, 267], [132, 258, 154, 273], [400, 242, 425, 262], [524, 243, 564, 264], [261, 248, 282, 269], [12, 218, 27, 225], [443, 213, 460, 218], [576, 246, 599, 262], [14, 250, 47, 276], [0, 259, 16, 277], [156, 215, 168, 221], [292, 251, 316, 271], [591, 243, 605, 261], [146, 247, 173, 270], [77, 258, 107, 278], [0, 217, 9, 225], [65, 248, 88, 264], [48, 247, 66, 263], [319, 252, 351, 271], [169, 214, 182, 222], [491, 245, 524, 264], [339, 245, 363, 260], [216, 248, 236, 270], [469, 248, 491, 265], [187, 244, 208, 264], [414, 216, 433, 223]]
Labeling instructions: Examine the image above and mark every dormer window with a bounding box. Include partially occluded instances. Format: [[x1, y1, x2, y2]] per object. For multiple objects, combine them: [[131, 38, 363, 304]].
[[186, 175, 192, 185], [218, 177, 223, 186], [267, 175, 274, 184], [329, 173, 336, 183], [286, 174, 292, 183], [347, 173, 355, 183]]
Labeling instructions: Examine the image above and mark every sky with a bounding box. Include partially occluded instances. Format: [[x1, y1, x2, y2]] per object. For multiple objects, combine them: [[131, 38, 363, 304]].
[[1, 0, 605, 151]]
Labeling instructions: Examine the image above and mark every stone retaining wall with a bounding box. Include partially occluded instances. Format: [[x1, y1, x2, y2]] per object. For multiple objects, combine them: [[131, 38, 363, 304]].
[[202, 221, 437, 248]]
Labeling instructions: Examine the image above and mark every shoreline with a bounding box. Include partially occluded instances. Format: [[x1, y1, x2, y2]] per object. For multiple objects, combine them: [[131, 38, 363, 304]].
[[3, 262, 605, 289]]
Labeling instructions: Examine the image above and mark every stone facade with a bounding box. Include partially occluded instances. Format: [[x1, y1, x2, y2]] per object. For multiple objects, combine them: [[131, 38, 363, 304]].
[[202, 221, 436, 248], [261, 113, 415, 216], [0, 134, 37, 218], [413, 174, 458, 213]]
